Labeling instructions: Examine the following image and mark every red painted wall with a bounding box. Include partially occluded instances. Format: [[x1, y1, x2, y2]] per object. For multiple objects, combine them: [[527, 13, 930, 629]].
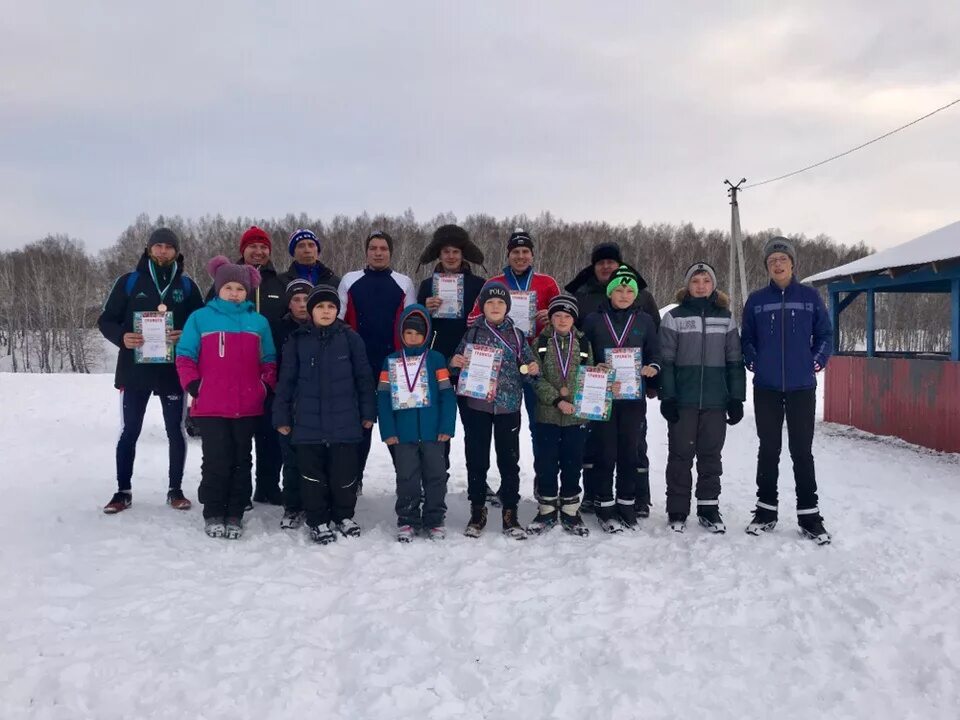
[[824, 356, 960, 453]]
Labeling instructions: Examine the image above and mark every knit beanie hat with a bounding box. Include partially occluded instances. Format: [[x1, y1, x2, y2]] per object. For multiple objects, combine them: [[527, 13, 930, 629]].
[[288, 228, 320, 257], [239, 226, 272, 255], [284, 278, 313, 305], [401, 312, 428, 336], [606, 265, 640, 297], [148, 227, 180, 253], [306, 284, 341, 315], [591, 242, 622, 265], [366, 230, 394, 253], [478, 281, 512, 313], [548, 292, 579, 321], [763, 236, 797, 267], [683, 261, 718, 289], [507, 228, 534, 253], [208, 255, 261, 295]]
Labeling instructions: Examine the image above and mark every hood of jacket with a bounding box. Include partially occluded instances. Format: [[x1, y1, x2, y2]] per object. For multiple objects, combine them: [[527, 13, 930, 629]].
[[397, 304, 432, 355], [674, 288, 730, 309]]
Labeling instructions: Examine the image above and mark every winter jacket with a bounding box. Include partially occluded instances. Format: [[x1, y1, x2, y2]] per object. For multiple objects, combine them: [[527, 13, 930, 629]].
[[338, 267, 416, 378], [741, 278, 833, 392], [453, 316, 535, 415], [466, 266, 561, 338], [659, 290, 746, 409], [581, 299, 662, 395], [565, 265, 661, 331], [98, 252, 205, 395], [416, 263, 486, 360], [175, 298, 277, 418], [377, 306, 458, 444], [274, 312, 308, 367], [279, 261, 341, 289], [273, 319, 376, 445], [532, 326, 594, 426], [205, 260, 287, 327]]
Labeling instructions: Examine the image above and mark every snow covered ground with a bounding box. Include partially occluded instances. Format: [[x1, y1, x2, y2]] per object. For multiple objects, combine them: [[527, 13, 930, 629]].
[[1, 373, 959, 720]]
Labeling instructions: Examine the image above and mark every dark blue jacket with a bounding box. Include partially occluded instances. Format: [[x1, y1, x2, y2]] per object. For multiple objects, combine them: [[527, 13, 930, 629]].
[[273, 319, 376, 444], [377, 306, 458, 443], [741, 278, 833, 392], [581, 299, 662, 395]]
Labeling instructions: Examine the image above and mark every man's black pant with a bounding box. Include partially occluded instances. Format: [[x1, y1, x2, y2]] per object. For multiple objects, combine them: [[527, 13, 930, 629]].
[[279, 432, 301, 511], [253, 394, 282, 496], [194, 416, 258, 519], [116, 387, 186, 492], [754, 387, 819, 514], [461, 406, 522, 509], [298, 443, 359, 527], [588, 401, 650, 516], [583, 403, 649, 506], [665, 408, 726, 515], [393, 441, 448, 529], [536, 423, 587, 500]]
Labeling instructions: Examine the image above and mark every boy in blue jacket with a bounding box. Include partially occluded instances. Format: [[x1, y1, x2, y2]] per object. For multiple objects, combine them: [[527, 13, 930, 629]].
[[378, 305, 457, 542], [741, 237, 833, 544]]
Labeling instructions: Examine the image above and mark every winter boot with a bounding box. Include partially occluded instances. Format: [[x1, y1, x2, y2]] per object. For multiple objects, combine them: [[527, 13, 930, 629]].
[[501, 507, 527, 540], [798, 513, 832, 545], [579, 495, 596, 515], [745, 505, 778, 535], [526, 497, 559, 536], [397, 524, 416, 543], [103, 491, 132, 514], [204, 517, 225, 538], [559, 496, 589, 537], [668, 512, 687, 533], [309, 522, 337, 545], [636, 503, 651, 519], [427, 526, 447, 541], [696, 503, 726, 534], [224, 517, 243, 540], [596, 503, 624, 534], [280, 510, 305, 530], [617, 500, 639, 530], [485, 483, 501, 508], [166, 488, 192, 511], [253, 486, 283, 506], [464, 505, 488, 538], [336, 518, 361, 538]]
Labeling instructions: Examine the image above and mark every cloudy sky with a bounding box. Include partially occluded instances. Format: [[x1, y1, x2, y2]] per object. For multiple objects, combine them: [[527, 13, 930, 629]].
[[2, 1, 958, 253]]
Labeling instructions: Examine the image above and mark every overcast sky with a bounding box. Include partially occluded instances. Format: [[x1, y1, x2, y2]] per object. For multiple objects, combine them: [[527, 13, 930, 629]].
[[2, 1, 958, 253]]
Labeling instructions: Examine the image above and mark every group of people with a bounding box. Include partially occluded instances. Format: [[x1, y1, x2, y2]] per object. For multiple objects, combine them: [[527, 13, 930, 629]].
[[98, 223, 834, 546]]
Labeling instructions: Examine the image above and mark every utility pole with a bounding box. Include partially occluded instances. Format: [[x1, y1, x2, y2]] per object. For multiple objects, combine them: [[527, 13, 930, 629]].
[[724, 178, 749, 308]]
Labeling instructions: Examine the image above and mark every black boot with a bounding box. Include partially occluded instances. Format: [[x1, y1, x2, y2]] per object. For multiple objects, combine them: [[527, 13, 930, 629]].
[[502, 507, 527, 540], [527, 497, 559, 536], [464, 505, 488, 538], [798, 513, 831, 545]]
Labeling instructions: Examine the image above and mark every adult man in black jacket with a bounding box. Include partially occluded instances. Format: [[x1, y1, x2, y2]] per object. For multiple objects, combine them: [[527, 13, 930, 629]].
[[98, 228, 204, 514], [278, 228, 341, 288], [566, 242, 660, 330]]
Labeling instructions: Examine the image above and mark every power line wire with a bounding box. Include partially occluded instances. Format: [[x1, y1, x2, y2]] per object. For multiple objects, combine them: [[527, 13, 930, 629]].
[[743, 97, 960, 190]]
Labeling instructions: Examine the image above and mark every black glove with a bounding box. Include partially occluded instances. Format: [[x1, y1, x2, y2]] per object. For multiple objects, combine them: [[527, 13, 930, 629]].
[[186, 380, 200, 398], [726, 400, 744, 426], [659, 398, 679, 424]]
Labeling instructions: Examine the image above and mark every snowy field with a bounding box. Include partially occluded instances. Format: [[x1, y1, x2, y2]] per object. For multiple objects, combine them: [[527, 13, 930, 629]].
[[1, 373, 959, 720]]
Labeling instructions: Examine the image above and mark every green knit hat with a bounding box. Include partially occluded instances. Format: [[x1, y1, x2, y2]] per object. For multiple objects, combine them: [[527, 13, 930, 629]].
[[606, 264, 639, 297]]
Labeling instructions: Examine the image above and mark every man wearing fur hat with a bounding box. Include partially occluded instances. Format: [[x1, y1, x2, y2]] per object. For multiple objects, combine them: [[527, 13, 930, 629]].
[[98, 227, 205, 514], [658, 261, 745, 534], [279, 228, 341, 288]]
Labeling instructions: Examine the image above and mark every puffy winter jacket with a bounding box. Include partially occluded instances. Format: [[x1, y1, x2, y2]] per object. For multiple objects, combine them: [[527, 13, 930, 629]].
[[416, 263, 486, 361], [532, 326, 594, 426], [377, 306, 458, 443], [453, 316, 535, 415], [581, 300, 662, 395], [175, 298, 277, 418], [659, 290, 746, 409], [466, 266, 561, 337], [741, 278, 833, 392], [273, 320, 376, 445]]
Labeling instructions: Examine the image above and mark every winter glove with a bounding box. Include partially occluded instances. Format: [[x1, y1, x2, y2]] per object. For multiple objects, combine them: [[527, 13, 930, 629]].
[[659, 398, 679, 424], [726, 400, 744, 426], [186, 380, 201, 398]]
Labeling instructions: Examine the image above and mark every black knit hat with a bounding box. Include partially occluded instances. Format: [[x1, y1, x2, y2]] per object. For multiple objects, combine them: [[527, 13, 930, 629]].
[[401, 312, 428, 336], [284, 278, 313, 305], [306, 284, 340, 315], [548, 292, 579, 321], [478, 281, 512, 313], [148, 227, 180, 253], [591, 242, 622, 265], [366, 230, 394, 254], [507, 228, 534, 253]]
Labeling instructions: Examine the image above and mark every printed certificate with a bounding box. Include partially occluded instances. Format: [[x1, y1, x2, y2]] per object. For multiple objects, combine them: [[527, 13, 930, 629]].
[[457, 344, 503, 402], [574, 366, 613, 421], [432, 273, 464, 319], [605, 347, 644, 400], [134, 311, 173, 364]]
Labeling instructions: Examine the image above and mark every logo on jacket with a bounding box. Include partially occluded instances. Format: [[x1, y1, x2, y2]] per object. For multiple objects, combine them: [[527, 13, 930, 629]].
[[135, 292, 148, 298], [172, 288, 184, 304]]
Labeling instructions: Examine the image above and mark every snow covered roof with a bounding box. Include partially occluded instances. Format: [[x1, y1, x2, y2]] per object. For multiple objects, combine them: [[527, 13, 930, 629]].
[[805, 220, 960, 285]]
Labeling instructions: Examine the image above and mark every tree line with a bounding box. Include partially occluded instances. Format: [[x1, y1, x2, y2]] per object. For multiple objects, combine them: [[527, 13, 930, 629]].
[[0, 210, 950, 373]]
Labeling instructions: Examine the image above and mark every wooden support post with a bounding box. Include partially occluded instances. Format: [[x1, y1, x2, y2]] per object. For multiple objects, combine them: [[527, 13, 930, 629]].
[[951, 279, 960, 361], [866, 289, 876, 357]]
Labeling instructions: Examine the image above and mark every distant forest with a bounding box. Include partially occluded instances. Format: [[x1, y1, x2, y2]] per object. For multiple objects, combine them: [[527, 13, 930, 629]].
[[0, 211, 951, 372]]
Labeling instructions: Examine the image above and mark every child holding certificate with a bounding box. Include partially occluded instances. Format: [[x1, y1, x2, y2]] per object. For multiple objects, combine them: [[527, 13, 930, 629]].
[[451, 282, 539, 540], [528, 293, 593, 536], [175, 256, 277, 540], [377, 306, 458, 542], [658, 262, 745, 534], [581, 265, 661, 533]]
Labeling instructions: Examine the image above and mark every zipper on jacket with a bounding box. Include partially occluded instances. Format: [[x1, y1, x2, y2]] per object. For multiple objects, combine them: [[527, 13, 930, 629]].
[[780, 289, 786, 392], [698, 307, 706, 410], [219, 332, 225, 358]]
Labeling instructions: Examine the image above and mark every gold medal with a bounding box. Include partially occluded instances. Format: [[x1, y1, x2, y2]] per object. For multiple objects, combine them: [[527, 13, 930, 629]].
[[519, 364, 529, 375], [157, 303, 167, 313], [560, 386, 569, 397]]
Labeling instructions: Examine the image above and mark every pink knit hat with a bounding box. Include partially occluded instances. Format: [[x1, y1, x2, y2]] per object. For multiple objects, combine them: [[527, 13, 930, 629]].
[[207, 255, 262, 295]]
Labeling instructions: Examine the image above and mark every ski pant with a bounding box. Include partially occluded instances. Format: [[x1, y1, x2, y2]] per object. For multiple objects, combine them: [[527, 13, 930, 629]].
[[754, 387, 820, 515], [279, 432, 302, 512], [523, 382, 543, 493], [587, 400, 649, 518], [583, 402, 649, 505], [461, 406, 522, 509], [297, 442, 359, 527], [355, 377, 378, 487], [665, 408, 727, 515], [536, 423, 587, 500], [194, 416, 257, 520], [115, 387, 186, 492], [253, 394, 282, 495], [394, 441, 448, 529]]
